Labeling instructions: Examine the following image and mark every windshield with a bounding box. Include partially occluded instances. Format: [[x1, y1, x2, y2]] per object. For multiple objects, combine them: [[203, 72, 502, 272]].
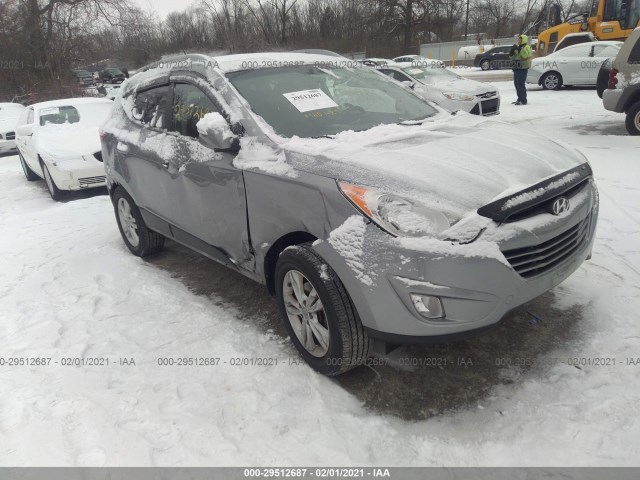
[[107, 68, 123, 74], [227, 65, 438, 138], [401, 64, 460, 85], [39, 102, 112, 127]]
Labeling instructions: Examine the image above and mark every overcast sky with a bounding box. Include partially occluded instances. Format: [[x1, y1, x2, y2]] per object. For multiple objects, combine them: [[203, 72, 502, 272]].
[[133, 0, 194, 18]]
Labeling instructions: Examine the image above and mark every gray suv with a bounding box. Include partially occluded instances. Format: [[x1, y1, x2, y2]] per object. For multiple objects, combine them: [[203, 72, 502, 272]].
[[101, 53, 599, 375], [602, 28, 640, 135]]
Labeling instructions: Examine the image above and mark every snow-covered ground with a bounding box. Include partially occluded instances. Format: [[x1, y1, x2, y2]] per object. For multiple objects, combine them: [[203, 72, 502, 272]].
[[1, 82, 639, 466]]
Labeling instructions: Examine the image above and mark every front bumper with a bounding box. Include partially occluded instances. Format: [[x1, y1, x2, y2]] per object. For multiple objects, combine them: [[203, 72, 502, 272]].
[[0, 139, 16, 153], [313, 187, 597, 341], [602, 89, 623, 112], [45, 157, 106, 191]]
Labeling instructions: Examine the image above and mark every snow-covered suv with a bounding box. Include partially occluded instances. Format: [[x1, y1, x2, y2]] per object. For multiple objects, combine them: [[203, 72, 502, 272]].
[[101, 52, 598, 375], [602, 28, 640, 135]]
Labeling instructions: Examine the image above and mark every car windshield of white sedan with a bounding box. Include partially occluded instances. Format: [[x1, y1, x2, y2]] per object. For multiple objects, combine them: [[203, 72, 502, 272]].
[[402, 65, 460, 84], [227, 65, 438, 138], [39, 103, 112, 128]]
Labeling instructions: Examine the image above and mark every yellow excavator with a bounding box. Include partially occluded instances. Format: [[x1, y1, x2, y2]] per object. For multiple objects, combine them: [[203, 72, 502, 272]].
[[536, 0, 640, 55]]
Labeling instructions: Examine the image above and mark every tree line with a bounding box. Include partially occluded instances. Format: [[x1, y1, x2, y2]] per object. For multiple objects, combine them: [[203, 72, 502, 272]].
[[0, 0, 588, 102]]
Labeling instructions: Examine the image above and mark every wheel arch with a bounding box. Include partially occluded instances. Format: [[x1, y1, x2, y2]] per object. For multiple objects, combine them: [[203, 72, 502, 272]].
[[264, 231, 318, 296], [623, 89, 640, 113]]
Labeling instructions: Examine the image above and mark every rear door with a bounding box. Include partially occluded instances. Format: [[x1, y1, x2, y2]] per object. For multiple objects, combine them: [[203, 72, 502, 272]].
[[553, 44, 594, 84]]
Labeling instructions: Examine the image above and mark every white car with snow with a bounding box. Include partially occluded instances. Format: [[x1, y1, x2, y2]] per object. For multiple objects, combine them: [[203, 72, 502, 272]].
[[527, 41, 623, 90], [378, 61, 500, 115], [0, 103, 25, 154], [15, 97, 113, 200]]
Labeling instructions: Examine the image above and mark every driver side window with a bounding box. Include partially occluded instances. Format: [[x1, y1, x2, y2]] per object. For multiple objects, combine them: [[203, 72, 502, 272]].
[[172, 83, 221, 139]]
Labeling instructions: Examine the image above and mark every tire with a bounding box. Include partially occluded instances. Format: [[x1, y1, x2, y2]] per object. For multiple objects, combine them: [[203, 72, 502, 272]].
[[19, 152, 38, 181], [625, 101, 640, 136], [40, 161, 63, 201], [480, 59, 490, 71], [112, 186, 165, 257], [275, 244, 371, 376], [541, 71, 563, 90]]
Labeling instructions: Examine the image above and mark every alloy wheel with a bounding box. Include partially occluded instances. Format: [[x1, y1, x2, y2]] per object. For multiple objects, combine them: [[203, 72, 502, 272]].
[[117, 197, 140, 247]]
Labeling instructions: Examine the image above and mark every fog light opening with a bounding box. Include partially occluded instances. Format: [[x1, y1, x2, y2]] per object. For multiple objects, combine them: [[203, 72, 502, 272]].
[[410, 294, 445, 319]]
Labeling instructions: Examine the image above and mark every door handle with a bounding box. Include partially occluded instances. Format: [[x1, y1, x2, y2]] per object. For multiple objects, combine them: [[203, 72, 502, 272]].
[[116, 142, 129, 153]]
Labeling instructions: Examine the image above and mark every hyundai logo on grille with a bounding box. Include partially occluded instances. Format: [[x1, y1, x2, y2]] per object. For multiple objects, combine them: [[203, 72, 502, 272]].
[[551, 197, 570, 215]]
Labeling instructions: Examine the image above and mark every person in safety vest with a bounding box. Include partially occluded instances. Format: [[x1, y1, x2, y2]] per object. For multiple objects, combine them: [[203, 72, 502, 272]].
[[509, 34, 533, 105]]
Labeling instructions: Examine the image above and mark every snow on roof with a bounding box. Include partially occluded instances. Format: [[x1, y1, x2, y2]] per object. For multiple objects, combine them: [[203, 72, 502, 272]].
[[0, 103, 25, 109], [31, 97, 113, 111], [211, 52, 359, 73]]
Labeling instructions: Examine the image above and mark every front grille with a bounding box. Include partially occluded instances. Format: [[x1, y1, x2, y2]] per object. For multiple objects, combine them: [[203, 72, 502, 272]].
[[78, 175, 106, 186], [502, 214, 592, 278], [480, 98, 500, 115], [476, 91, 497, 99], [5, 132, 15, 140]]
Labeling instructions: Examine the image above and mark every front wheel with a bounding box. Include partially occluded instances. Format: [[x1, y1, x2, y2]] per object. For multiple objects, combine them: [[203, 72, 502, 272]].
[[19, 152, 38, 181], [541, 71, 563, 90], [41, 161, 63, 201], [113, 187, 165, 257], [275, 244, 371, 376], [480, 59, 490, 71], [625, 101, 640, 136]]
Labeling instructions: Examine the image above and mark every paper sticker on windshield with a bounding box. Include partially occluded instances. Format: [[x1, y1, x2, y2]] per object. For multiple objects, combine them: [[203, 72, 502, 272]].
[[282, 89, 338, 113], [39, 107, 60, 116]]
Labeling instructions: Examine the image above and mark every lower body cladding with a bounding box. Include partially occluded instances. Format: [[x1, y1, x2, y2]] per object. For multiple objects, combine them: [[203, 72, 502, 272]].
[[312, 200, 597, 345], [44, 158, 106, 191]]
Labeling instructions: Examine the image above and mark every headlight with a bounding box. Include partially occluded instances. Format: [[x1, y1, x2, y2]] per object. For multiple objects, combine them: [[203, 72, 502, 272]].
[[339, 182, 450, 237], [442, 91, 475, 101]]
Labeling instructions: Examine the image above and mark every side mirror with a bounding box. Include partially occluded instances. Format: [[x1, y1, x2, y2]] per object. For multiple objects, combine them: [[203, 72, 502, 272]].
[[197, 112, 239, 152], [16, 124, 34, 137], [402, 81, 416, 90]]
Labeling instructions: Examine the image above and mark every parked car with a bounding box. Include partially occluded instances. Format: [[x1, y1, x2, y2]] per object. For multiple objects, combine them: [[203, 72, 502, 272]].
[[474, 45, 514, 70], [393, 54, 430, 64], [358, 58, 390, 67], [0, 103, 25, 154], [102, 52, 598, 375], [14, 97, 113, 200], [526, 41, 623, 90], [377, 61, 501, 115], [73, 69, 95, 87], [602, 28, 640, 135], [100, 67, 126, 84]]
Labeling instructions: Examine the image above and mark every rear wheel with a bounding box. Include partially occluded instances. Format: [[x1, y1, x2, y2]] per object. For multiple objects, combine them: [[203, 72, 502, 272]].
[[41, 161, 63, 201], [113, 186, 165, 257], [275, 244, 371, 376], [19, 152, 38, 181], [625, 101, 640, 136], [541, 71, 563, 90]]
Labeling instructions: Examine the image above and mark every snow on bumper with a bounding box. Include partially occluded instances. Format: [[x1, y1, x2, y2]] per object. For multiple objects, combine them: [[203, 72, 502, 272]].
[[0, 139, 16, 153], [313, 188, 598, 340], [44, 157, 106, 191]]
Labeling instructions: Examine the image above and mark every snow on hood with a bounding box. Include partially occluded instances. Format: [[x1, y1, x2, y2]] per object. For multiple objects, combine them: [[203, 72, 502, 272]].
[[424, 75, 496, 95], [278, 114, 587, 223], [0, 107, 24, 133], [35, 124, 102, 158]]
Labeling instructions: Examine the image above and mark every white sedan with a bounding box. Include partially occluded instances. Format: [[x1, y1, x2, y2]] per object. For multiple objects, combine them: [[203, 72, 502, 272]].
[[527, 41, 623, 90], [377, 61, 500, 115], [15, 97, 113, 200], [0, 103, 25, 154]]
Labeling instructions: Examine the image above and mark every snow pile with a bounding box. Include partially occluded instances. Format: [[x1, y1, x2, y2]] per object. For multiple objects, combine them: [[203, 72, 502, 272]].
[[328, 215, 373, 286], [233, 137, 297, 178]]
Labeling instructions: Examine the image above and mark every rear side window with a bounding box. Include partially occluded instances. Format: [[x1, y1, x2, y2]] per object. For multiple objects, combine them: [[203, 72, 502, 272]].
[[629, 36, 640, 64], [133, 85, 170, 129], [172, 83, 220, 138]]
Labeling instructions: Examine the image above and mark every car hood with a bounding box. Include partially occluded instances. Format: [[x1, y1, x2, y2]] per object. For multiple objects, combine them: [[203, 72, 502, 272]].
[[35, 124, 102, 158], [278, 114, 586, 222], [0, 116, 21, 133], [424, 75, 496, 94]]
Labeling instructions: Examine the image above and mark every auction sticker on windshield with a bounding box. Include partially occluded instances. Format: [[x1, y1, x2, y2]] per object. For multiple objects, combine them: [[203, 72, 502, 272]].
[[282, 89, 339, 113]]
